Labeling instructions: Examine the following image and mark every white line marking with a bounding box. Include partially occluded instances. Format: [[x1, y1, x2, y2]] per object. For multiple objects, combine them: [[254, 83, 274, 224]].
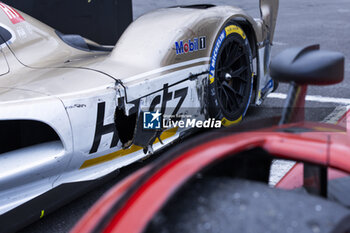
[[123, 57, 210, 83], [268, 92, 350, 105], [273, 41, 288, 46], [269, 160, 295, 186], [322, 105, 350, 124]]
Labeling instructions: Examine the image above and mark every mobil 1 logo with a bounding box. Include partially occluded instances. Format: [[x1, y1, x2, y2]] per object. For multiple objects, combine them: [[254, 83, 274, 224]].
[[175, 36, 206, 55]]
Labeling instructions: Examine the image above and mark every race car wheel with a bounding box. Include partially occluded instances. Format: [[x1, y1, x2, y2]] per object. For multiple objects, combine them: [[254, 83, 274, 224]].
[[208, 22, 253, 126]]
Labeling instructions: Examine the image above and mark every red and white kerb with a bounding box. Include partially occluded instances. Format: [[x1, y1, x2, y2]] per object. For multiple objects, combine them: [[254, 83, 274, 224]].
[[0, 3, 24, 24]]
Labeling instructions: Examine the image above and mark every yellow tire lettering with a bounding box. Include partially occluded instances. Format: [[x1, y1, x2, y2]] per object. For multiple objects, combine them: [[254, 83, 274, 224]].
[[209, 75, 215, 84], [221, 115, 243, 127], [225, 25, 246, 39]]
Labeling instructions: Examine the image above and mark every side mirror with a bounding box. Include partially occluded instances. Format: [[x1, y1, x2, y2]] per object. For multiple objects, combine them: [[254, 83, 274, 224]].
[[270, 45, 345, 124]]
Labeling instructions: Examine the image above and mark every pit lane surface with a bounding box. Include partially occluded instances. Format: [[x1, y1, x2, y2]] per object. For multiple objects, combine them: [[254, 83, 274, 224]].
[[20, 0, 350, 232]]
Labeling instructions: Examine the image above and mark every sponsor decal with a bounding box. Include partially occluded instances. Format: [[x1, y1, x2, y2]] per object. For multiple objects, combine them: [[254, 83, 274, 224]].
[[209, 31, 225, 84], [0, 3, 24, 24], [175, 36, 206, 55], [149, 84, 188, 116], [143, 110, 162, 129], [89, 102, 119, 154], [225, 25, 246, 39], [209, 25, 247, 84], [89, 84, 187, 152]]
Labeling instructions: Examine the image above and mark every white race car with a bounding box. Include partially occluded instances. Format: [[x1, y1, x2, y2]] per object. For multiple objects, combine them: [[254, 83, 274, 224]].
[[0, 1, 278, 231]]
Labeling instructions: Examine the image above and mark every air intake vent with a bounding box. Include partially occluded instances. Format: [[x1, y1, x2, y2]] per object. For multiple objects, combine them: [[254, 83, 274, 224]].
[[0, 120, 61, 154]]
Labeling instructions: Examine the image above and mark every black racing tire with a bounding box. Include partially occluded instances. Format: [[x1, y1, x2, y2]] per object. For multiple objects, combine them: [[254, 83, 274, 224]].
[[208, 22, 253, 127]]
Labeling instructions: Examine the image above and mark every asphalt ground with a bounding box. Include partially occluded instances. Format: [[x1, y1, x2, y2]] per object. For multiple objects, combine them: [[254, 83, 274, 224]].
[[20, 0, 350, 232]]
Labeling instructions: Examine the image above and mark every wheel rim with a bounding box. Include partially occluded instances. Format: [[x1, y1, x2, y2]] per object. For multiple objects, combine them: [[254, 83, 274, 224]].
[[215, 37, 250, 118]]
